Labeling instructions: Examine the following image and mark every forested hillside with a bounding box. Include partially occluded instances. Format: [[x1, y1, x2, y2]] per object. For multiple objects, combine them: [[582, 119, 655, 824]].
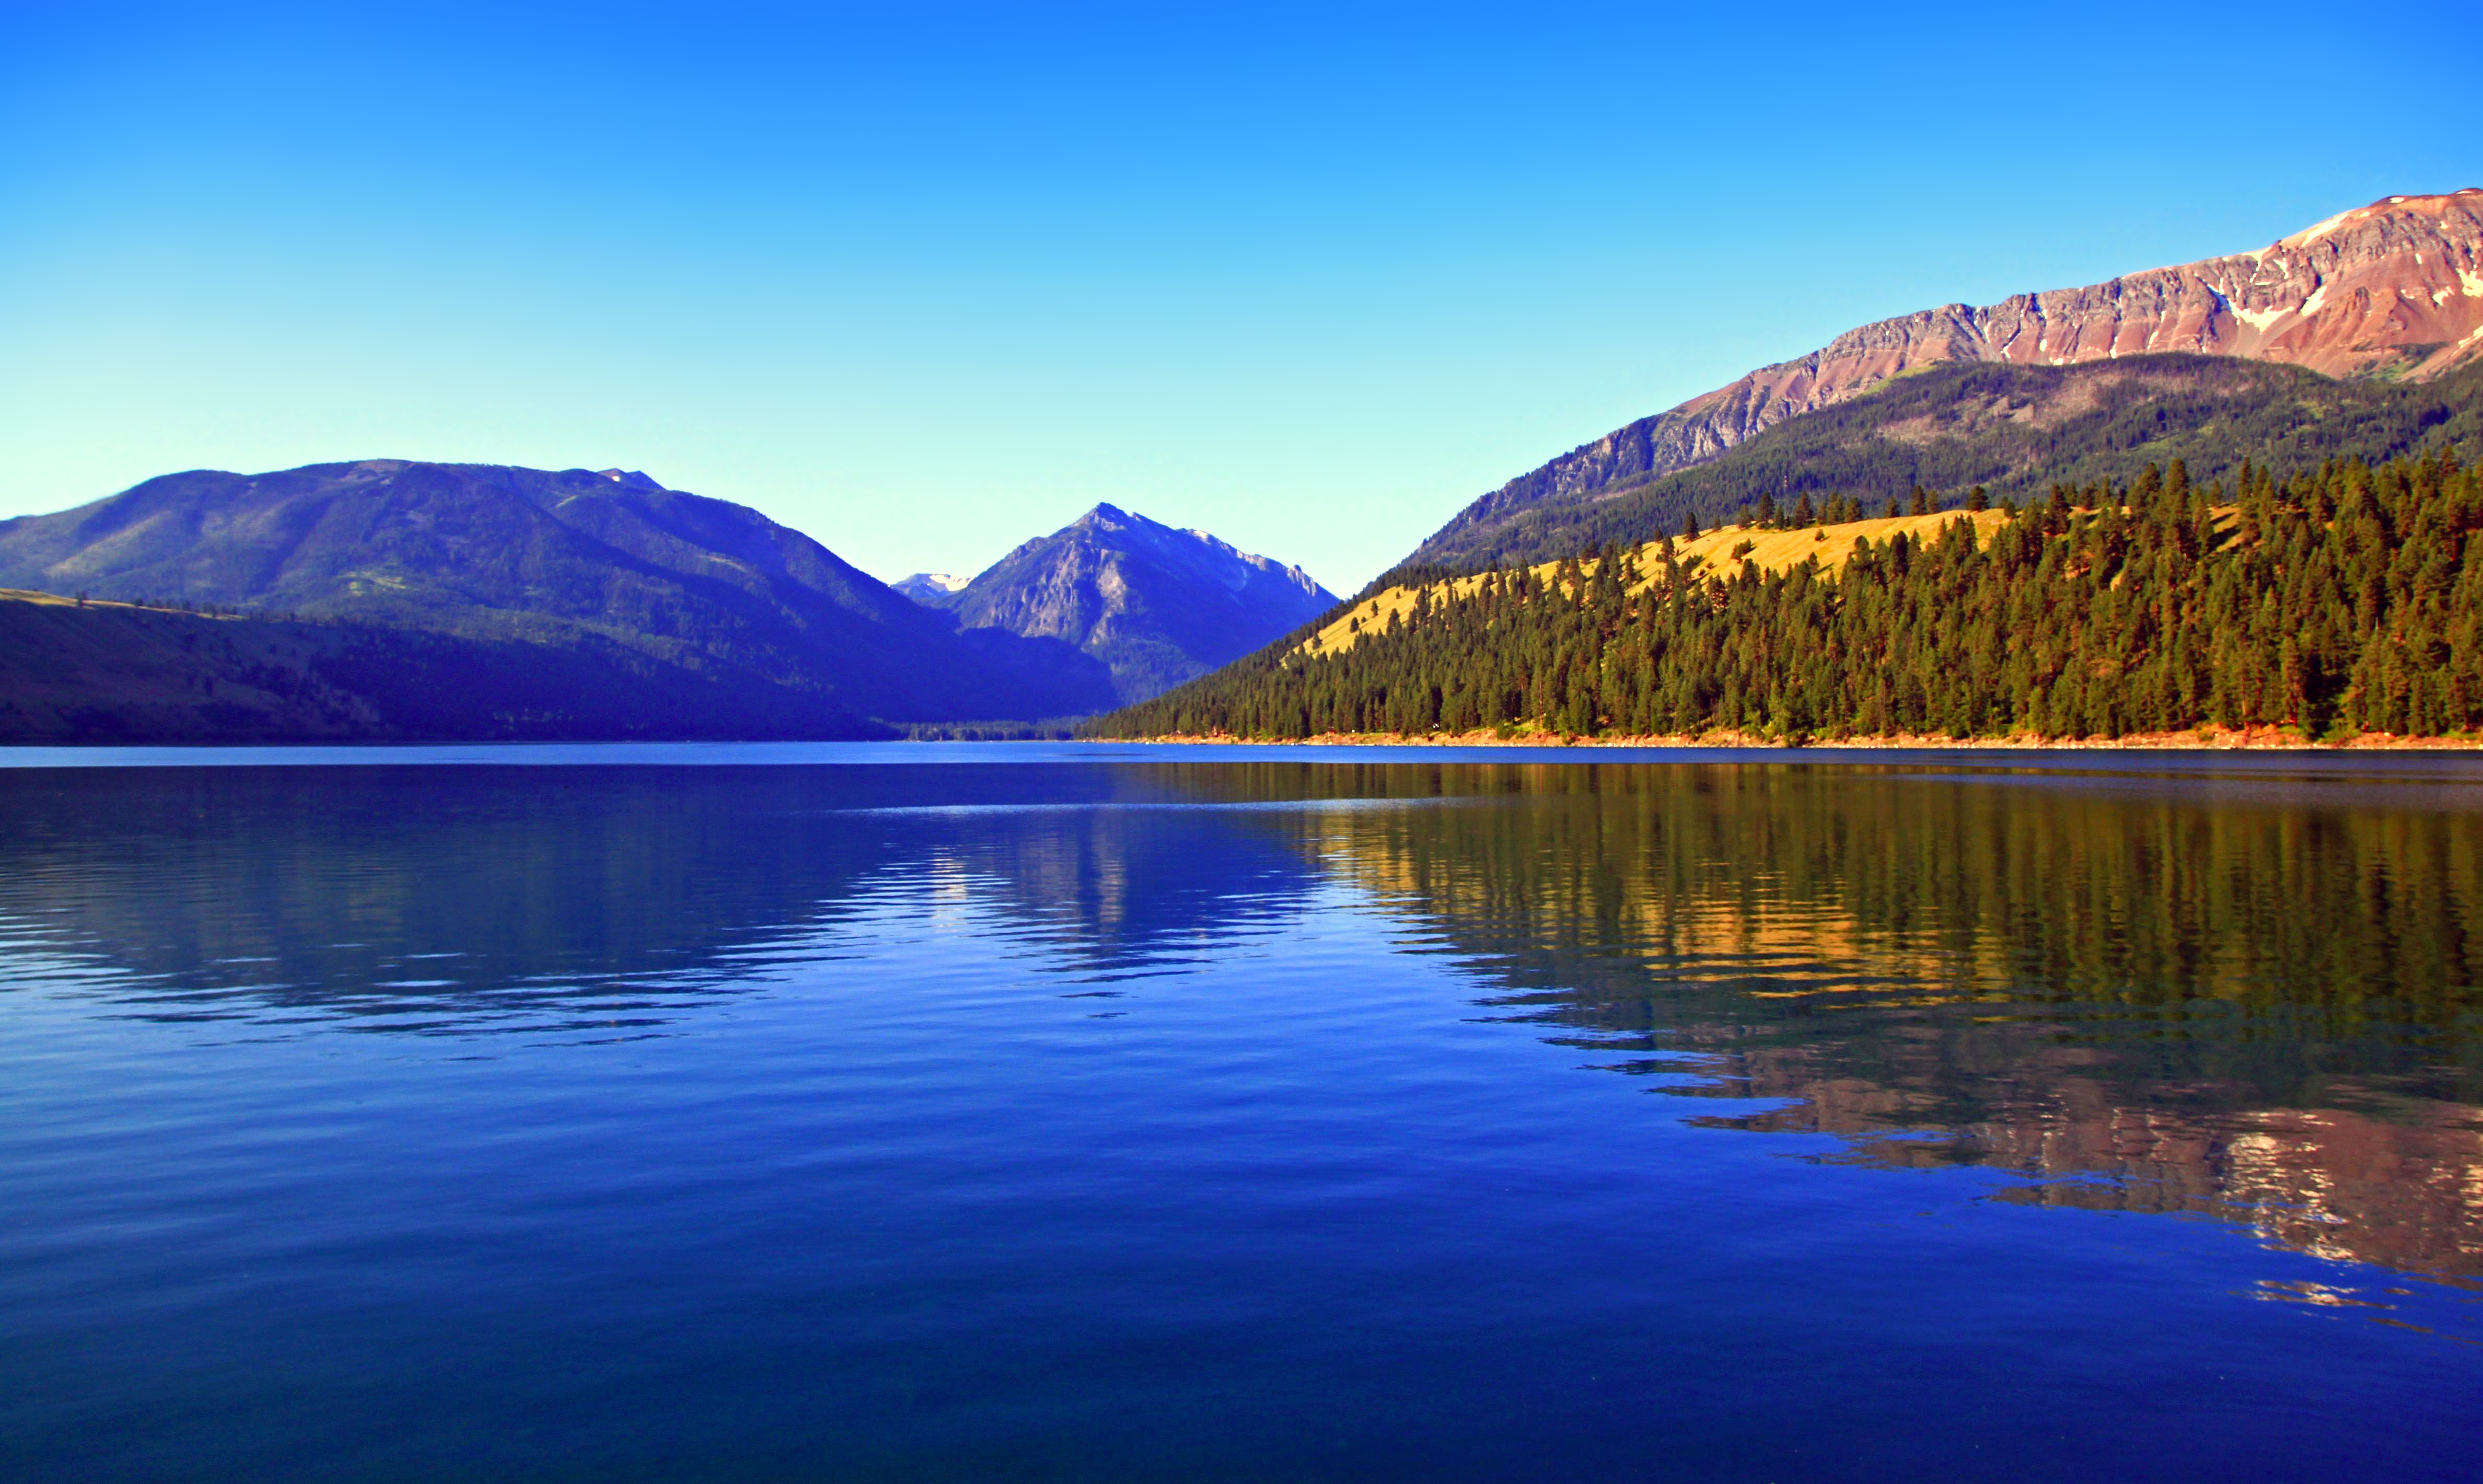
[[1400, 191, 2483, 578], [0, 590, 898, 742], [1395, 357, 2483, 583], [1088, 450, 2483, 743], [0, 460, 1116, 725]]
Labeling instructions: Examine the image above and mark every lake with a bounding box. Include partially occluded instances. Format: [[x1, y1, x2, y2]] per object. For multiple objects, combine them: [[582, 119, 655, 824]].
[[2, 743, 2479, 1481]]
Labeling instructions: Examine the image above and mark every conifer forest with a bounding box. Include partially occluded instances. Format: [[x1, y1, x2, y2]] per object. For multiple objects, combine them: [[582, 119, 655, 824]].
[[1087, 451, 2483, 741]]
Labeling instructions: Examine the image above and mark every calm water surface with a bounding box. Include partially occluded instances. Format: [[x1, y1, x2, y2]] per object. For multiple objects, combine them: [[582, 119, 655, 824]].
[[2, 744, 2479, 1481]]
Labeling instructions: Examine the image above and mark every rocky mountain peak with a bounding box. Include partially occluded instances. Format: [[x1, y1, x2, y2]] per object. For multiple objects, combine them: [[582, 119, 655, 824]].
[[2280, 189, 2482, 250], [1407, 191, 2483, 570], [924, 505, 1337, 703]]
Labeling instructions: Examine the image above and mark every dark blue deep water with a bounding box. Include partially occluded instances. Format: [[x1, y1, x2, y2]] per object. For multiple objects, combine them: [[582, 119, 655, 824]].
[[3, 743, 2480, 1481]]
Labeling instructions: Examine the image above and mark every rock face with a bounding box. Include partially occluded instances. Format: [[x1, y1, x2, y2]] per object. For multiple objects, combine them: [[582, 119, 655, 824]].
[[933, 504, 1337, 703], [1410, 190, 2483, 569], [0, 460, 1117, 725], [1414, 355, 2483, 573]]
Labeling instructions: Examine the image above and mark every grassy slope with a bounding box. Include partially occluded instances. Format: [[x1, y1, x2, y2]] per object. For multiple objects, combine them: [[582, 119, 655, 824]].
[[1305, 510, 2016, 659], [1399, 356, 2483, 581]]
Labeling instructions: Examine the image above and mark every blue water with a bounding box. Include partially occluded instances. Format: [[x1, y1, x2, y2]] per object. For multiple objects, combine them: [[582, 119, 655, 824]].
[[2, 745, 2478, 1480]]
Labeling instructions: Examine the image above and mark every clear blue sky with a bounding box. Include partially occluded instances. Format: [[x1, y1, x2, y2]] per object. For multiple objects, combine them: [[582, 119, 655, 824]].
[[4, 2, 2477, 592]]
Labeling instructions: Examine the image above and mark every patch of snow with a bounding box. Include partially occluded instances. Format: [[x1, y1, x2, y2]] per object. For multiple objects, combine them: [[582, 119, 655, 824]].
[[2299, 283, 2331, 318], [2282, 207, 2358, 248], [2436, 288, 2455, 306], [2229, 302, 2288, 332], [2462, 267, 2483, 297]]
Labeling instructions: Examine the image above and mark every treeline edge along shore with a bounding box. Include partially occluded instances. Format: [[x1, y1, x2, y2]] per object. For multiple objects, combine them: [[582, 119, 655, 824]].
[[1086, 450, 2483, 744]]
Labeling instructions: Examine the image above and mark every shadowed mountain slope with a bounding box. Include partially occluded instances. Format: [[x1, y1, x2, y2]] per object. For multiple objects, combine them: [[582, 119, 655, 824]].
[[0, 460, 1117, 728], [0, 588, 908, 742], [1406, 355, 2483, 575], [912, 504, 1336, 703], [1407, 191, 2483, 577]]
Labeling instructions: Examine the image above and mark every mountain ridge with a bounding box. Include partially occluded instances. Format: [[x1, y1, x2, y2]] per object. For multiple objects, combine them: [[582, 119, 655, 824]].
[[0, 459, 1117, 726], [1092, 446, 2483, 744], [1405, 190, 2483, 574], [924, 503, 1337, 703], [1402, 354, 2483, 576]]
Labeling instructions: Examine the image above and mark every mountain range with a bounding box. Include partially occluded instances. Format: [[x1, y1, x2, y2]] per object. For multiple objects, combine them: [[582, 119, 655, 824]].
[[1407, 355, 2483, 576], [0, 463, 1337, 740], [9, 191, 2482, 744], [1401, 189, 2483, 578], [0, 461, 1120, 735], [902, 504, 1336, 702], [1096, 190, 2483, 745]]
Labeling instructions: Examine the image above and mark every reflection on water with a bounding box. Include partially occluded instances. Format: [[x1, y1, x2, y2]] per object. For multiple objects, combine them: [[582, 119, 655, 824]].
[[0, 766, 1331, 1030], [4, 752, 2482, 1480], [4, 758, 2481, 1289], [1254, 762, 2483, 1287]]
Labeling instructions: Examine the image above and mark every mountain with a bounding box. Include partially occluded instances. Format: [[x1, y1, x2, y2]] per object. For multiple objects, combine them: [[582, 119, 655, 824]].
[[1406, 190, 2483, 576], [1408, 354, 2483, 575], [0, 588, 906, 741], [0, 460, 1116, 730], [1092, 447, 2483, 744], [892, 572, 970, 605], [922, 503, 1337, 703]]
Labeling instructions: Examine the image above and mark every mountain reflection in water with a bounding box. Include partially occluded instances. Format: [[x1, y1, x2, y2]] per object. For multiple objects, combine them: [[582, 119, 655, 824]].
[[1257, 761, 2483, 1288], [3, 755, 2479, 1292]]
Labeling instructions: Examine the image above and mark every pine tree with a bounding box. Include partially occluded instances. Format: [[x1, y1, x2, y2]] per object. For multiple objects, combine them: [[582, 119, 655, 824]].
[[1090, 450, 2483, 746]]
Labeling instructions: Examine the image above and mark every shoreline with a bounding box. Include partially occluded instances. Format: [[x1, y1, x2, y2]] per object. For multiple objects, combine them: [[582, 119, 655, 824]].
[[1103, 726, 2483, 752]]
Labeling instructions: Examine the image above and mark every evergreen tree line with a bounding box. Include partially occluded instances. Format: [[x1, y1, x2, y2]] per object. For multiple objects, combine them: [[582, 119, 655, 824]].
[[62, 590, 314, 623], [1085, 449, 2483, 741], [1403, 357, 2483, 579], [1739, 481, 1987, 533]]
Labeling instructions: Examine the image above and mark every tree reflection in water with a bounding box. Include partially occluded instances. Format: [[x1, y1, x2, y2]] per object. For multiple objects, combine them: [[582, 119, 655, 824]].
[[1236, 759, 2483, 1287], [3, 754, 2478, 1286]]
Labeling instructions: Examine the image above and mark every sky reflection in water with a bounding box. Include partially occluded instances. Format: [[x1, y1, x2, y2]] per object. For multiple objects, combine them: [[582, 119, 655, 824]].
[[1, 750, 2478, 1481]]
